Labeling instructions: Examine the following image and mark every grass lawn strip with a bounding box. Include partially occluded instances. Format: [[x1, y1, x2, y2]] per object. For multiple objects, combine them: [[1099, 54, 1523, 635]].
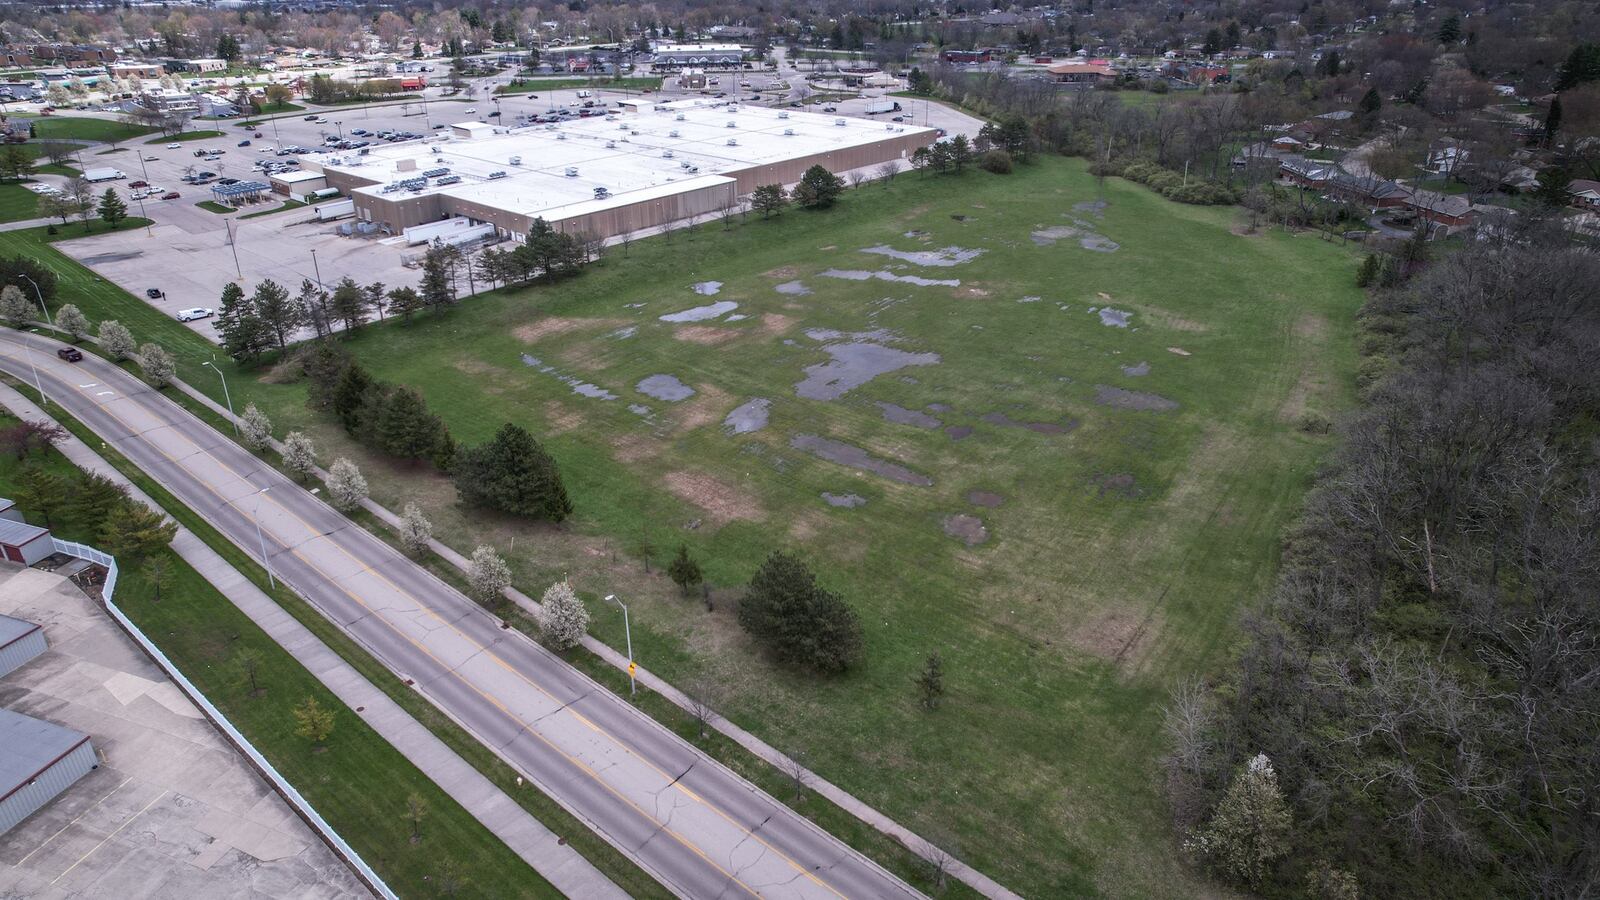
[[0, 181, 39, 222], [144, 129, 225, 144], [0, 403, 562, 899]]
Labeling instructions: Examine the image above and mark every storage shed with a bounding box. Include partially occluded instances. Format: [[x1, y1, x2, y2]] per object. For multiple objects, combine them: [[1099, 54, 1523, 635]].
[[0, 498, 21, 523], [0, 518, 53, 565], [0, 708, 96, 835], [0, 614, 47, 679]]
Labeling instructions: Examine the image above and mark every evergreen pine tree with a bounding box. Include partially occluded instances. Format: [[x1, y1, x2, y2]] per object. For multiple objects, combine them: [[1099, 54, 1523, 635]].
[[97, 188, 127, 229], [737, 551, 864, 674], [667, 544, 703, 597], [453, 423, 573, 522]]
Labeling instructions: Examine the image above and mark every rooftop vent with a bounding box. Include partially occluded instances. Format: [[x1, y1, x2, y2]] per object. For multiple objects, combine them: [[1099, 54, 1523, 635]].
[[564, 166, 578, 177], [669, 129, 680, 138], [509, 156, 522, 166], [436, 175, 462, 185], [679, 160, 692, 169], [422, 167, 450, 178], [726, 121, 736, 128], [835, 118, 847, 126], [675, 113, 686, 120], [556, 133, 567, 141], [726, 138, 738, 146], [487, 171, 507, 180], [593, 186, 610, 198], [783, 128, 795, 136], [662, 150, 675, 158]]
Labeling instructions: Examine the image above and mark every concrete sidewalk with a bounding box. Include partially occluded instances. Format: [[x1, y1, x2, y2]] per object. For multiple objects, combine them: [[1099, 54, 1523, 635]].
[[0, 381, 627, 900]]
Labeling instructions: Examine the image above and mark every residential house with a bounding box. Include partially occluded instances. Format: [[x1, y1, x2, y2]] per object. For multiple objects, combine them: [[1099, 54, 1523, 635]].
[[1567, 179, 1600, 211], [1277, 156, 1335, 188], [1406, 189, 1475, 229], [1, 49, 33, 68], [1326, 170, 1412, 209]]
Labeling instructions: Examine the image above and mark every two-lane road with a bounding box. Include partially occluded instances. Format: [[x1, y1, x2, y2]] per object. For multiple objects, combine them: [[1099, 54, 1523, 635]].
[[0, 330, 922, 900]]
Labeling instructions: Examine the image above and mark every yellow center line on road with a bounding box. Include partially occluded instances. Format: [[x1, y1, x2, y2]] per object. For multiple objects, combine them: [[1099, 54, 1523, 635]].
[[16, 348, 850, 900]]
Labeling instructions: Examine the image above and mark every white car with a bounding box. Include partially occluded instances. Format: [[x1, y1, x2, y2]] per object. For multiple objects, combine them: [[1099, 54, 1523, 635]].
[[143, 155, 159, 162], [176, 307, 215, 322], [167, 143, 180, 149], [130, 190, 148, 200], [464, 107, 475, 113]]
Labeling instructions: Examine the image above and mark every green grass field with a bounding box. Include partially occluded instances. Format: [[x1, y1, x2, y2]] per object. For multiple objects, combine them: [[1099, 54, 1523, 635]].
[[23, 116, 157, 143], [21, 156, 1363, 895], [0, 417, 561, 899], [0, 182, 39, 222]]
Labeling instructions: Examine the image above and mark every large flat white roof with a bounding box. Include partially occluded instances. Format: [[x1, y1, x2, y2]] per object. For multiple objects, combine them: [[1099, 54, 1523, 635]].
[[322, 101, 929, 223]]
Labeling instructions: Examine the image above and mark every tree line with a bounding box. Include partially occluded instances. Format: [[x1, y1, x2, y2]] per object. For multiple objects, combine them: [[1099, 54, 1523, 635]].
[[1168, 235, 1600, 897]]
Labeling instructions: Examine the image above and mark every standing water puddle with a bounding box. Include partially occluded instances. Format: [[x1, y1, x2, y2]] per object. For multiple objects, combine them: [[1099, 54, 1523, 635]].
[[519, 354, 617, 400], [820, 269, 960, 288], [636, 374, 695, 402], [859, 245, 984, 267], [723, 398, 771, 435], [790, 435, 932, 486], [660, 300, 738, 323]]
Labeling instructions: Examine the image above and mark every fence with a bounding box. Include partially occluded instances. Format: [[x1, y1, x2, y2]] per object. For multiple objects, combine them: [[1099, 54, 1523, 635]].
[[48, 539, 398, 900]]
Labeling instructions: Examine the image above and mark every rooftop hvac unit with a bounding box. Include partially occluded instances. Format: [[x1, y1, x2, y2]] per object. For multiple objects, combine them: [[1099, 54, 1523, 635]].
[[686, 165, 699, 173], [565, 166, 578, 177], [423, 167, 450, 178], [835, 118, 847, 126], [675, 113, 685, 120], [488, 171, 507, 179], [509, 156, 522, 165], [726, 138, 738, 146], [662, 150, 675, 158], [618, 122, 629, 130], [557, 133, 567, 141], [545, 124, 557, 130], [680, 160, 692, 169], [605, 140, 616, 148], [436, 175, 462, 185], [669, 129, 680, 137], [726, 121, 736, 128], [886, 123, 895, 130], [778, 111, 789, 119], [630, 130, 640, 135], [593, 186, 609, 198], [783, 128, 795, 136]]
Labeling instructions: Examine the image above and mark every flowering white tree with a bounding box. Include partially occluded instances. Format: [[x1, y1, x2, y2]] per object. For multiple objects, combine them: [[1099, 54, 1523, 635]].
[[137, 343, 176, 388], [1185, 753, 1293, 888], [98, 320, 136, 360], [399, 502, 433, 557], [326, 457, 368, 511], [281, 431, 318, 482], [539, 580, 589, 650], [0, 286, 32, 328], [466, 543, 510, 607], [240, 403, 274, 452]]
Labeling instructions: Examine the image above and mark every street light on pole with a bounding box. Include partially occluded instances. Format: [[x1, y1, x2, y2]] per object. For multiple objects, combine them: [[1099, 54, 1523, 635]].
[[250, 486, 276, 589], [202, 357, 237, 434], [17, 274, 50, 327], [309, 248, 323, 290], [604, 594, 637, 697], [224, 218, 242, 280], [22, 331, 46, 405]]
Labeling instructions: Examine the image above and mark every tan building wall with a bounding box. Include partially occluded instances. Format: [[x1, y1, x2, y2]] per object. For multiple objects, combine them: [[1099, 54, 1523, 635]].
[[549, 180, 737, 238], [726, 130, 931, 193]]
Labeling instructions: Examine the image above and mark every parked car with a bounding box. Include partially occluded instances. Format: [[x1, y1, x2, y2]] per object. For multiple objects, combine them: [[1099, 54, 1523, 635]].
[[128, 180, 148, 188], [464, 107, 475, 113], [56, 347, 83, 362], [304, 114, 319, 121], [145, 288, 163, 299], [167, 143, 180, 149], [161, 191, 180, 199], [253, 131, 263, 138], [143, 155, 159, 162], [176, 307, 214, 322], [238, 139, 251, 146]]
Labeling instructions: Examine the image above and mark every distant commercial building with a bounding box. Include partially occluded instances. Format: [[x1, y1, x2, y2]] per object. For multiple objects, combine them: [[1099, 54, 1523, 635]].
[[109, 62, 165, 80], [941, 49, 992, 64], [0, 708, 97, 836], [310, 100, 933, 242], [140, 88, 199, 115], [650, 44, 746, 69], [182, 58, 227, 73], [1046, 62, 1116, 84]]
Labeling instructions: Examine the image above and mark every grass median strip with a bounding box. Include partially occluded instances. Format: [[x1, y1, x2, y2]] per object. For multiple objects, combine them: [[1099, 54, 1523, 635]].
[[13, 387, 672, 900], [0, 408, 560, 899]]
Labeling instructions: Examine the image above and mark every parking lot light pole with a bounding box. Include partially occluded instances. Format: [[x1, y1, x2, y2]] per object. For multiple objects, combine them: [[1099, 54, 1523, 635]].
[[604, 594, 637, 697], [202, 358, 238, 435], [309, 248, 323, 290], [224, 218, 242, 279], [17, 274, 49, 327], [23, 331, 45, 404]]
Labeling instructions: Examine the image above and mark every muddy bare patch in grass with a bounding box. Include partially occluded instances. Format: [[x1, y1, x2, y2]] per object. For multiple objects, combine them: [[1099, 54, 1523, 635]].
[[612, 431, 664, 463], [980, 412, 1079, 434], [660, 300, 738, 322], [795, 342, 940, 401], [724, 398, 771, 435], [1094, 385, 1180, 412], [821, 492, 867, 508], [762, 265, 798, 280], [967, 490, 1004, 508], [671, 384, 732, 434], [942, 514, 989, 545], [860, 245, 985, 267], [512, 316, 628, 343], [790, 434, 933, 486], [945, 425, 974, 441], [542, 400, 585, 434], [672, 325, 741, 345], [663, 471, 764, 525], [1095, 473, 1144, 499], [775, 280, 812, 296], [877, 402, 942, 429], [636, 374, 696, 402], [1030, 225, 1080, 246], [1069, 610, 1155, 664]]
